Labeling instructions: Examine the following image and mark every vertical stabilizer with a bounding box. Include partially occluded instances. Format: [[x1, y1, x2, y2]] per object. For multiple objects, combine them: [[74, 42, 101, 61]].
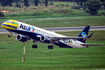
[[77, 25, 90, 43]]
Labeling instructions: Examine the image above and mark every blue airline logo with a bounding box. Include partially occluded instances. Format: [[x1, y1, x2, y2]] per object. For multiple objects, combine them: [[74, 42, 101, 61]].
[[81, 32, 87, 37], [19, 24, 31, 31], [81, 32, 87, 41], [19, 24, 36, 32]]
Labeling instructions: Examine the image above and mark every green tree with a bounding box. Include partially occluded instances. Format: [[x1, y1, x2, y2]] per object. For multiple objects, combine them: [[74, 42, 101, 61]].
[[70, 0, 88, 8], [24, 0, 30, 7], [100, 0, 105, 2], [16, 0, 21, 8], [101, 0, 105, 8], [1, 0, 7, 6], [83, 0, 101, 15], [102, 1, 105, 8], [45, 0, 48, 6], [34, 0, 38, 6], [0, 0, 12, 6], [0, 12, 5, 17]]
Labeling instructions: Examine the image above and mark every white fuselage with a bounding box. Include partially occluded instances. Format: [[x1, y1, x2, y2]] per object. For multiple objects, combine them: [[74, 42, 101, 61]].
[[1, 20, 86, 48], [17, 21, 86, 48]]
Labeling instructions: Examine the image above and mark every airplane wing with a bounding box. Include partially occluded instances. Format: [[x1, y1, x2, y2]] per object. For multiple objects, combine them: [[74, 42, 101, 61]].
[[51, 32, 94, 41], [81, 44, 104, 46], [51, 37, 86, 41]]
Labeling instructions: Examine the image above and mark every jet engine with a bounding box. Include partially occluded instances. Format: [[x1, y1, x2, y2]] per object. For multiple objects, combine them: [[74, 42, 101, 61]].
[[16, 34, 28, 42], [40, 36, 51, 42]]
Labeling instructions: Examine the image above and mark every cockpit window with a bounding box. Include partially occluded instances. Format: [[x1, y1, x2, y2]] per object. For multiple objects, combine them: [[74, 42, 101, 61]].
[[5, 21, 14, 24]]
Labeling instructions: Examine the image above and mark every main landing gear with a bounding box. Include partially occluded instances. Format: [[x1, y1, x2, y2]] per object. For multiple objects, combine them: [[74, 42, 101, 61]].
[[32, 44, 54, 49], [32, 41, 54, 49], [32, 44, 38, 49], [48, 45, 54, 49], [48, 40, 54, 49], [32, 41, 38, 49]]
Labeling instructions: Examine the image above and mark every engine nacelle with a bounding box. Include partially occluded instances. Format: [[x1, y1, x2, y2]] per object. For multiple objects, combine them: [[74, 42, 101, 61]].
[[40, 36, 51, 42], [16, 34, 28, 42]]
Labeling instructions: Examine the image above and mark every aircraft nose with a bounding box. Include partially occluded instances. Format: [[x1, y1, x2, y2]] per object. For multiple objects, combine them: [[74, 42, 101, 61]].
[[1, 22, 10, 29], [1, 23, 5, 29], [1, 22, 18, 30]]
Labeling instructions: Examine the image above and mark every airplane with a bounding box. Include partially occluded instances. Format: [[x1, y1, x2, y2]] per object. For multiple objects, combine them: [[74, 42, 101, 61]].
[[1, 20, 103, 49]]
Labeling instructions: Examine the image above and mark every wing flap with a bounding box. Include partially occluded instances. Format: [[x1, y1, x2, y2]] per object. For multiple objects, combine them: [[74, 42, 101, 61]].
[[52, 37, 86, 41]]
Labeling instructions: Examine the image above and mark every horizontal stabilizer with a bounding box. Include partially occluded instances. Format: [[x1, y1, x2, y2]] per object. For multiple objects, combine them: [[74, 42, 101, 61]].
[[87, 32, 94, 38], [81, 44, 104, 46]]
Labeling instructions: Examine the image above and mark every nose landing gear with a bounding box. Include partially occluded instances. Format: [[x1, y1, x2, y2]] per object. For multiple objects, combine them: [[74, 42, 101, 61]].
[[8, 30, 12, 38]]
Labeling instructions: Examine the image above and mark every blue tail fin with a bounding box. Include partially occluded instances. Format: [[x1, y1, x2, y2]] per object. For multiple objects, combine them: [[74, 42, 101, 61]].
[[77, 25, 90, 43]]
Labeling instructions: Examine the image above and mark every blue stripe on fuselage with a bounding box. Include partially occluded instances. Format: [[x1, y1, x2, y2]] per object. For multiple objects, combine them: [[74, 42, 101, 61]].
[[2, 24, 17, 29], [8, 29, 40, 40]]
